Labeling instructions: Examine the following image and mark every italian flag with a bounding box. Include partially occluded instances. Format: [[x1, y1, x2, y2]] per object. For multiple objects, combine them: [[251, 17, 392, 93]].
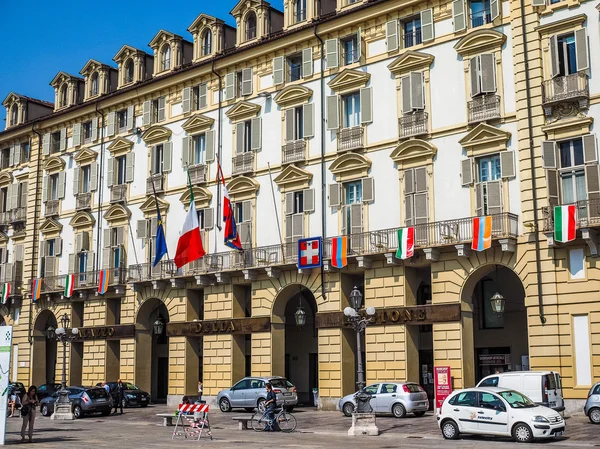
[[64, 274, 75, 298], [174, 173, 206, 268], [1, 283, 10, 305], [396, 227, 415, 260], [554, 205, 576, 243]]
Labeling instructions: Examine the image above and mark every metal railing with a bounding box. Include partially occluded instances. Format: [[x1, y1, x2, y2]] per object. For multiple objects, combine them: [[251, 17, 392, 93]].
[[35, 266, 127, 295], [543, 198, 600, 232], [45, 200, 59, 217], [470, 9, 492, 28], [12, 207, 26, 224], [146, 173, 166, 194], [282, 140, 306, 164], [402, 29, 422, 48], [75, 192, 92, 211], [246, 27, 257, 40], [337, 126, 364, 152], [399, 112, 428, 138], [342, 49, 359, 66], [294, 9, 306, 22], [468, 94, 501, 124], [188, 164, 207, 184], [233, 153, 255, 175], [541, 73, 589, 106], [110, 184, 127, 203]]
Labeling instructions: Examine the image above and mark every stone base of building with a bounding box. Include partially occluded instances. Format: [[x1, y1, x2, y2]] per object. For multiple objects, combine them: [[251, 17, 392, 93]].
[[348, 413, 379, 436], [564, 399, 586, 417]]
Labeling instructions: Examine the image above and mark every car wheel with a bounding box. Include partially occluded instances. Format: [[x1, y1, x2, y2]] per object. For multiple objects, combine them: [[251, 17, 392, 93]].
[[257, 398, 266, 412], [392, 403, 406, 418], [441, 420, 459, 440], [219, 398, 232, 413], [121, 398, 127, 409], [342, 402, 355, 417], [101, 410, 111, 416], [512, 423, 533, 443], [140, 403, 148, 408], [414, 411, 426, 417], [41, 404, 50, 417], [73, 405, 83, 419], [589, 408, 600, 424]]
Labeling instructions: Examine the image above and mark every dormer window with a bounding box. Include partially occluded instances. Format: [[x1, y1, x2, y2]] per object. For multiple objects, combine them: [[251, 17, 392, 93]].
[[294, 0, 306, 23], [10, 104, 18, 126], [60, 85, 68, 107], [202, 30, 212, 56], [90, 72, 99, 96], [125, 59, 134, 83], [246, 13, 257, 40], [160, 45, 171, 72]]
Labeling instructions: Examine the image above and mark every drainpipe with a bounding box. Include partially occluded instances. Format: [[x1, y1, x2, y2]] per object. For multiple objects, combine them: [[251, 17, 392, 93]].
[[520, 0, 546, 325], [95, 103, 106, 272], [314, 24, 326, 301], [212, 60, 223, 234], [28, 124, 43, 345]]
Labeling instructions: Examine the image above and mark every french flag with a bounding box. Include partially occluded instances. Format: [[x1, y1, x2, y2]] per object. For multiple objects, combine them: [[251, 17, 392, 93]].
[[218, 163, 243, 250]]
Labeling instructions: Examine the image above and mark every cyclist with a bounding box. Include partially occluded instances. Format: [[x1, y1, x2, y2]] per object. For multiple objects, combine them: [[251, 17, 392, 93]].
[[264, 383, 277, 431]]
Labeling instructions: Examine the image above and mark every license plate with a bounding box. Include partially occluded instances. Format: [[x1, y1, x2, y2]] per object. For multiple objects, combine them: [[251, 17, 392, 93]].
[[555, 431, 563, 437], [284, 393, 292, 396], [141, 397, 147, 401], [97, 399, 107, 402]]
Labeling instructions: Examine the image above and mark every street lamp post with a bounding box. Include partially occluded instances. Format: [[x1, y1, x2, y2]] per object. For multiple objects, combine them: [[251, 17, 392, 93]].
[[48, 313, 79, 420]]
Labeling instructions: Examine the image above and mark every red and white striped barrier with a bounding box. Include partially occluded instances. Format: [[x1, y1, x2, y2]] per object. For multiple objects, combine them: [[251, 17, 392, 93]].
[[178, 403, 209, 413]]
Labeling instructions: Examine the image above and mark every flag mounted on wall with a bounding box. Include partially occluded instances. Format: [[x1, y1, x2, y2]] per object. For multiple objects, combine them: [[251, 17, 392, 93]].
[[217, 163, 243, 251], [331, 236, 348, 268], [31, 278, 42, 302], [472, 216, 492, 251], [1, 283, 10, 305], [298, 237, 322, 269], [98, 269, 109, 295], [174, 171, 206, 268], [396, 227, 415, 260], [554, 205, 576, 243], [64, 274, 75, 298]]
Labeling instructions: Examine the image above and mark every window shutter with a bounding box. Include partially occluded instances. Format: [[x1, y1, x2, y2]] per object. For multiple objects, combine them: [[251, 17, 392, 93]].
[[532, 0, 546, 5], [13, 144, 21, 166], [350, 204, 363, 235], [60, 128, 66, 151], [357, 28, 362, 60], [302, 48, 313, 78], [157, 97, 166, 122], [410, 72, 425, 110], [8, 145, 14, 167], [303, 189, 315, 213], [125, 153, 135, 182], [84, 251, 93, 272], [73, 123, 81, 147], [236, 122, 245, 154], [102, 247, 111, 269], [362, 177, 374, 202], [575, 28, 589, 72], [487, 180, 503, 215], [42, 133, 50, 156], [73, 167, 80, 195], [325, 39, 339, 69], [163, 141, 173, 172], [242, 200, 252, 222], [55, 238, 63, 256], [241, 68, 253, 96], [292, 213, 304, 241], [285, 109, 295, 142], [414, 192, 428, 224], [106, 158, 114, 187], [199, 83, 207, 109], [480, 54, 497, 93], [225, 72, 235, 100], [5, 185, 12, 211], [143, 100, 151, 125], [11, 184, 18, 210], [470, 56, 481, 97], [475, 182, 484, 216], [415, 167, 427, 192], [19, 182, 27, 208], [137, 220, 148, 239], [583, 134, 597, 164], [182, 136, 191, 167], [116, 226, 125, 246], [58, 172, 66, 199], [69, 252, 77, 274], [42, 176, 48, 203], [401, 75, 412, 114], [15, 244, 23, 262], [404, 168, 415, 194], [90, 162, 98, 191], [91, 117, 98, 141], [150, 217, 157, 238], [303, 103, 314, 138], [103, 228, 112, 249], [549, 35, 560, 79], [239, 222, 252, 247], [127, 105, 134, 130], [150, 146, 157, 175], [206, 130, 215, 162], [251, 118, 262, 151], [285, 215, 293, 243], [385, 20, 399, 52], [82, 232, 90, 251], [490, 0, 500, 21], [360, 87, 373, 124], [272, 57, 285, 85], [541, 141, 558, 169], [329, 183, 341, 207], [45, 256, 56, 278], [182, 87, 191, 113], [547, 169, 559, 207], [500, 151, 516, 179], [421, 9, 434, 42], [285, 192, 294, 215], [107, 111, 116, 137], [404, 195, 414, 227], [326, 95, 339, 130], [203, 208, 214, 230], [585, 165, 600, 198], [452, 0, 467, 32], [461, 158, 474, 186]]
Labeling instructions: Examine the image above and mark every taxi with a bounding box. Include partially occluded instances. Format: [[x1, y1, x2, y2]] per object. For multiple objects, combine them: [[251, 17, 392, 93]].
[[437, 387, 565, 443]]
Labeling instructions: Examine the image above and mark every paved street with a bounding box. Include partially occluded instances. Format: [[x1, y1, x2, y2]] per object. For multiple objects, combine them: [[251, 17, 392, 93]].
[[4, 405, 598, 447]]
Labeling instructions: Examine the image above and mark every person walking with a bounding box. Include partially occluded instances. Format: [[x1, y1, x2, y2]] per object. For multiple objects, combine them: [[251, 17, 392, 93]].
[[264, 383, 277, 431], [112, 379, 124, 415], [197, 380, 203, 403], [21, 385, 39, 443]]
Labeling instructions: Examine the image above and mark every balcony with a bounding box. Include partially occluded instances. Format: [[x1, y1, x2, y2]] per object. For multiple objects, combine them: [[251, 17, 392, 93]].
[[399, 112, 428, 139], [110, 184, 127, 204], [543, 198, 600, 232], [282, 140, 306, 164], [36, 267, 127, 296], [188, 164, 207, 184], [232, 153, 255, 176], [45, 200, 59, 217], [337, 126, 364, 153], [75, 192, 92, 211], [0, 261, 23, 291], [402, 30, 422, 48], [541, 73, 589, 116], [468, 94, 501, 124], [146, 173, 165, 195], [470, 8, 492, 28], [11, 207, 26, 224], [0, 212, 10, 227]]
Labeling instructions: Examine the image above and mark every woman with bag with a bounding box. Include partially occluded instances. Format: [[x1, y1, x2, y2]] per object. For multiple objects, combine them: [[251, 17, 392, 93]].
[[21, 385, 39, 443]]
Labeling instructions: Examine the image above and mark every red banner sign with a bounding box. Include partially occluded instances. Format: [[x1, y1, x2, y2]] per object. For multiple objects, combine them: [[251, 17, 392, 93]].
[[434, 366, 452, 410]]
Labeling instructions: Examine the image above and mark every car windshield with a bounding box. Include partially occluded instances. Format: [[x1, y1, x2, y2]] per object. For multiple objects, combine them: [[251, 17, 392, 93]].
[[125, 383, 139, 390], [269, 379, 293, 389], [498, 390, 536, 408], [405, 384, 422, 393]]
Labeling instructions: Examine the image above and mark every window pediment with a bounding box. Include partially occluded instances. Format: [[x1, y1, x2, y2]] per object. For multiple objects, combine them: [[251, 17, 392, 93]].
[[140, 196, 169, 216], [2, 92, 20, 107], [390, 139, 438, 167], [182, 113, 215, 134], [227, 176, 260, 200], [387, 51, 435, 77], [107, 137, 134, 155], [74, 148, 98, 165], [69, 211, 96, 229], [328, 69, 371, 93], [230, 0, 262, 17], [40, 218, 63, 235], [104, 204, 132, 224], [273, 165, 312, 192], [149, 29, 181, 49], [225, 101, 262, 122], [0, 173, 13, 187], [188, 13, 222, 33], [50, 71, 82, 88], [43, 156, 66, 173], [459, 123, 511, 156], [180, 186, 212, 210], [80, 59, 109, 76], [541, 116, 593, 140], [454, 29, 507, 57], [142, 125, 172, 145], [273, 85, 313, 108], [329, 153, 371, 182], [535, 13, 586, 36], [113, 45, 147, 63]]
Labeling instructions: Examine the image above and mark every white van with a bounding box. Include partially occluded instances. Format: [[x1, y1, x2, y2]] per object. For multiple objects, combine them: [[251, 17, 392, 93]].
[[476, 371, 564, 412]]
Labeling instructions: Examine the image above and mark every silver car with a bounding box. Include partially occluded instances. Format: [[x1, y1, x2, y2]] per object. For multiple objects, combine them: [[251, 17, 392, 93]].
[[338, 382, 429, 418], [584, 382, 600, 424], [217, 376, 298, 412]]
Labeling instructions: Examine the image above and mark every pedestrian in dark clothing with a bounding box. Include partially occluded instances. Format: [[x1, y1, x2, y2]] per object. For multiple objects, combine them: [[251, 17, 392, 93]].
[[113, 379, 124, 415], [264, 383, 277, 431], [21, 385, 39, 443]]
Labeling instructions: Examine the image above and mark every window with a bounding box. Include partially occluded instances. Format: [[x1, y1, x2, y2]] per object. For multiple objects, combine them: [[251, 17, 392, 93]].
[[364, 384, 379, 394], [470, 0, 492, 28], [51, 131, 61, 153], [202, 30, 212, 56], [341, 35, 359, 65], [404, 166, 428, 227], [115, 155, 127, 185], [78, 251, 88, 275], [151, 97, 165, 123], [476, 154, 502, 216], [449, 391, 477, 407], [470, 54, 497, 97], [295, 0, 306, 22], [568, 248, 585, 279], [342, 92, 361, 128], [152, 144, 165, 174], [559, 138, 586, 204], [402, 16, 422, 48], [380, 384, 397, 394], [238, 120, 252, 153], [117, 109, 128, 132], [90, 72, 99, 96], [10, 105, 18, 126], [478, 392, 505, 411], [50, 174, 59, 200], [83, 121, 92, 143], [46, 239, 56, 257], [111, 228, 122, 268], [20, 142, 30, 163], [125, 59, 134, 84], [288, 55, 303, 82], [343, 181, 362, 236], [479, 376, 499, 387], [0, 149, 9, 169], [285, 106, 305, 143], [246, 12, 257, 40], [0, 188, 7, 213], [80, 165, 91, 193], [192, 134, 206, 165], [292, 191, 304, 214], [236, 71, 244, 99], [556, 33, 577, 76], [192, 84, 207, 110], [60, 84, 68, 107], [234, 201, 246, 223], [161, 45, 171, 71]]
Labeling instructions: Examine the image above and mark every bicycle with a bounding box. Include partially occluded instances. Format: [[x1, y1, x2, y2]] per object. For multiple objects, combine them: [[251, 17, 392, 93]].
[[251, 403, 297, 433]]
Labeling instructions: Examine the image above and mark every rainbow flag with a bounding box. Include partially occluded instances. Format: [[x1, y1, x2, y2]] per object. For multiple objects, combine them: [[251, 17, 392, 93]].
[[1, 283, 10, 304], [31, 278, 42, 302], [97, 269, 109, 295], [331, 236, 348, 268], [471, 216, 492, 251]]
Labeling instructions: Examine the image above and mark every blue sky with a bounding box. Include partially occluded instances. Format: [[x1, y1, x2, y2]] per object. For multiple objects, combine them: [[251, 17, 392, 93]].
[[0, 0, 284, 125]]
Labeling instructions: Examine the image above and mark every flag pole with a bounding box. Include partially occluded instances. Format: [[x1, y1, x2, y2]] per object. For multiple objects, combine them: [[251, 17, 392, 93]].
[[216, 156, 222, 232], [151, 174, 171, 263], [267, 163, 285, 258]]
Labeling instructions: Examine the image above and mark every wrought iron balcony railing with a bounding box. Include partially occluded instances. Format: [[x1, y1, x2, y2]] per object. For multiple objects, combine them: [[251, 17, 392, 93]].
[[188, 164, 207, 184], [0, 261, 23, 289], [45, 200, 59, 217], [337, 126, 364, 153], [110, 184, 127, 204], [282, 140, 307, 164], [468, 94, 501, 124], [470, 9, 492, 28], [402, 29, 422, 48], [35, 266, 127, 295], [11, 207, 26, 224], [232, 153, 255, 175], [146, 173, 166, 195], [75, 192, 92, 211], [399, 112, 428, 138], [542, 198, 600, 232], [541, 73, 589, 110]]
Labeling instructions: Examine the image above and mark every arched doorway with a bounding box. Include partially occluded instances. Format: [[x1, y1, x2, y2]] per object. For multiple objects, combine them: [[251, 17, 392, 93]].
[[272, 284, 318, 406], [461, 264, 528, 386], [32, 310, 58, 386], [135, 298, 169, 402]]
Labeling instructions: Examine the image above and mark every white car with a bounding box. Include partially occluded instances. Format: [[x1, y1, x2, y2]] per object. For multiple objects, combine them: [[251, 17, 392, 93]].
[[437, 387, 565, 443]]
